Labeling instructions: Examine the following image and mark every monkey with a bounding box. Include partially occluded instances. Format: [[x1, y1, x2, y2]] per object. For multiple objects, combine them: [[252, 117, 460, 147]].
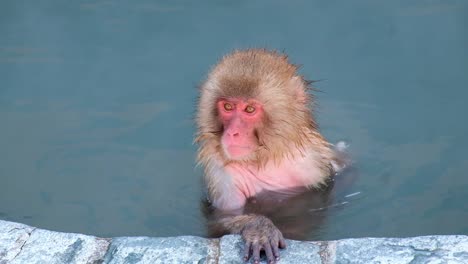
[[195, 49, 346, 263]]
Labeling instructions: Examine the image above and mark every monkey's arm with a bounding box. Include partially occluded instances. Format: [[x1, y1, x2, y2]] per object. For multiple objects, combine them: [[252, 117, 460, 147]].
[[216, 214, 286, 264]]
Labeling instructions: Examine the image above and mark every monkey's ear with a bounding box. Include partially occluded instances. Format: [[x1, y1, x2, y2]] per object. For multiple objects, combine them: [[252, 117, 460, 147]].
[[290, 76, 307, 103]]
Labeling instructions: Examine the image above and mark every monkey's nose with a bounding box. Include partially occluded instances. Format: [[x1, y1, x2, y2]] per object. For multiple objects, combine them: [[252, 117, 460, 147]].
[[230, 132, 240, 137]]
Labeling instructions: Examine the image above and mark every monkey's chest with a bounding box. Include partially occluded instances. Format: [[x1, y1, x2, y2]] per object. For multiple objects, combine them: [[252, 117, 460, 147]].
[[226, 162, 317, 198]]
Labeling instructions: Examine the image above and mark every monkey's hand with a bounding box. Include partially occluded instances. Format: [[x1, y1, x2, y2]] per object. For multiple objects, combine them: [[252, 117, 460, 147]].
[[241, 215, 286, 264]]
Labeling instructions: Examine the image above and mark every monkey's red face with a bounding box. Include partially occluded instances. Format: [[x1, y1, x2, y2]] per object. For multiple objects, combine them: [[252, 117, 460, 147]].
[[217, 98, 263, 160]]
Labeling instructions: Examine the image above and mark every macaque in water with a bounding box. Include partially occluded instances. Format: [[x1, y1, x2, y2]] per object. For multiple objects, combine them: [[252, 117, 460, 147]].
[[196, 49, 346, 263]]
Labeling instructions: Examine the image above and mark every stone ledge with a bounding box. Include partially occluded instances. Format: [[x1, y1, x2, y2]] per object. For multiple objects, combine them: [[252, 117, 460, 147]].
[[1, 219, 467, 264]]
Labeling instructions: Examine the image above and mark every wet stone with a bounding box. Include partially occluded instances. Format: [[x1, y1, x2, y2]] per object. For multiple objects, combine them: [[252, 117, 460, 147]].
[[1, 220, 468, 264], [335, 235, 468, 264], [0, 220, 109, 264], [0, 220, 35, 263], [104, 236, 216, 264]]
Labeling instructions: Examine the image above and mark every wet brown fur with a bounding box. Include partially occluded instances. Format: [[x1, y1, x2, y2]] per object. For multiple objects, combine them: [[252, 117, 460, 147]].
[[219, 214, 284, 244]]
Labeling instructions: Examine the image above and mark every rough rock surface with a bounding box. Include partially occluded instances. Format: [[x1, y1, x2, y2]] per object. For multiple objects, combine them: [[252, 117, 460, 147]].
[[1, 219, 467, 264], [0, 220, 109, 264]]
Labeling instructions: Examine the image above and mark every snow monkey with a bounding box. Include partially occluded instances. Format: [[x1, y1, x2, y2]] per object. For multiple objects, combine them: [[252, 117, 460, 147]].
[[196, 49, 345, 263]]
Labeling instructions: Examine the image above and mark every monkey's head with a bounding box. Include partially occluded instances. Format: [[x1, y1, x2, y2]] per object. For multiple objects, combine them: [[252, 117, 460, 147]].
[[196, 49, 317, 166]]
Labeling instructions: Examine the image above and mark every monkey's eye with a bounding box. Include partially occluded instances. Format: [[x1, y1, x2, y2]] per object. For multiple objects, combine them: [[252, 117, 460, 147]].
[[224, 103, 233, 111], [245, 105, 256, 113]]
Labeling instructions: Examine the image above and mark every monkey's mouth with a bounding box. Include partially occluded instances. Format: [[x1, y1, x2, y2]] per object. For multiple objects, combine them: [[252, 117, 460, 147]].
[[224, 145, 255, 159]]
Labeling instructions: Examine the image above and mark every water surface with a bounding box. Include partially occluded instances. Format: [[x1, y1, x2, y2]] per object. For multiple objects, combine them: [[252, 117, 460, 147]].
[[1, 0, 467, 239]]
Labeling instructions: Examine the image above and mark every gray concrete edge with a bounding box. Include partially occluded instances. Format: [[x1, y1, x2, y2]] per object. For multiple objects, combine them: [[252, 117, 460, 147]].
[[1, 219, 467, 264]]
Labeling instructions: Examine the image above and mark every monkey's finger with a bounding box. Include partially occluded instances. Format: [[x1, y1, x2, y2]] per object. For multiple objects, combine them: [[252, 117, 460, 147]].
[[270, 241, 280, 259], [252, 244, 261, 264], [263, 243, 275, 264], [243, 242, 252, 261], [279, 238, 287, 249]]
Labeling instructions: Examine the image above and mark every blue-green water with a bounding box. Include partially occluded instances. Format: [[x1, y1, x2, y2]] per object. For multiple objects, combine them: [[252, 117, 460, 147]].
[[1, 1, 467, 239]]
